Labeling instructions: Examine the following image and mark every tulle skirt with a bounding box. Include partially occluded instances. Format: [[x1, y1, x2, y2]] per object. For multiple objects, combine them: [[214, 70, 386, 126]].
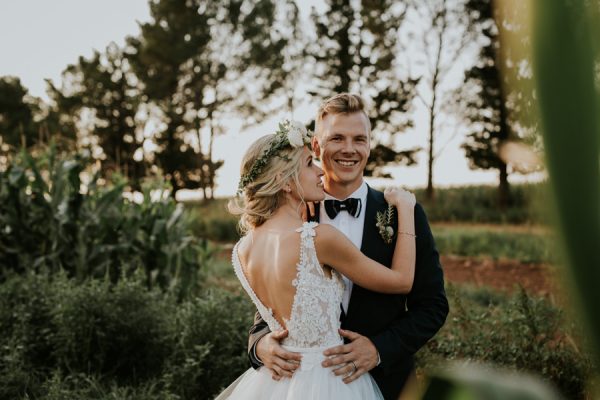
[[214, 344, 384, 400]]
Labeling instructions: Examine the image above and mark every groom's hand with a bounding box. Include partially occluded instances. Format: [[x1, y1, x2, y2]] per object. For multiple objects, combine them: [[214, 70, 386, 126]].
[[301, 201, 318, 222], [322, 329, 379, 384], [256, 329, 302, 380]]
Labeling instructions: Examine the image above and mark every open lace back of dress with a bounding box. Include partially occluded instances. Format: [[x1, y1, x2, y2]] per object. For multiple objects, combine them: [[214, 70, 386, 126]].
[[232, 221, 345, 348]]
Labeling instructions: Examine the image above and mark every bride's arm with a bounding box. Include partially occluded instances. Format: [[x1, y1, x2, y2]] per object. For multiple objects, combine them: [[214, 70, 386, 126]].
[[315, 188, 416, 294]]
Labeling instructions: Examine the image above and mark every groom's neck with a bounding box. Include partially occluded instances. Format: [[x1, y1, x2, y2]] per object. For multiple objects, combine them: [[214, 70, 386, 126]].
[[324, 179, 364, 200]]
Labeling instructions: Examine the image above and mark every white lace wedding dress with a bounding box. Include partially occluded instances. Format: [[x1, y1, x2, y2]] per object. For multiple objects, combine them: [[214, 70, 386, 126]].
[[215, 222, 383, 400]]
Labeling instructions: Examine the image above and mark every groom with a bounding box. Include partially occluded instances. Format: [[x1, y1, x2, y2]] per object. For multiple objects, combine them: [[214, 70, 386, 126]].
[[247, 93, 449, 400]]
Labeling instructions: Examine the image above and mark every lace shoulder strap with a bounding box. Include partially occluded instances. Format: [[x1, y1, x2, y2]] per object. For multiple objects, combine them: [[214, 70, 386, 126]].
[[294, 221, 323, 276], [231, 241, 284, 332], [295, 221, 318, 247]]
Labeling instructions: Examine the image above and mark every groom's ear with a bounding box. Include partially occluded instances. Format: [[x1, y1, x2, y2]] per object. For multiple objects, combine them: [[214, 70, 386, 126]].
[[311, 136, 321, 158]]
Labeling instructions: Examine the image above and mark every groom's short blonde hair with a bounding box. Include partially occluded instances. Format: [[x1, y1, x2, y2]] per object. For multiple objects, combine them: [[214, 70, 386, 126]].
[[315, 93, 371, 138]]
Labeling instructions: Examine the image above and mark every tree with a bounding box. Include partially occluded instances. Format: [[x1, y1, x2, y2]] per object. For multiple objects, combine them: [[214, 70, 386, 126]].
[[307, 0, 420, 178], [459, 0, 537, 207], [127, 0, 298, 199], [0, 76, 37, 153], [48, 43, 146, 188], [407, 0, 474, 200]]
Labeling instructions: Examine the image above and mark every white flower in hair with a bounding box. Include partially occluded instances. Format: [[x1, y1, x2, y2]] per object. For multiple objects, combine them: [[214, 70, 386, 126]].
[[286, 120, 307, 148]]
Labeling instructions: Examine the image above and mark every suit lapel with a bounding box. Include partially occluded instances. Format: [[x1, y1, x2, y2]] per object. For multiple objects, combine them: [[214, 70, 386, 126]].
[[360, 185, 382, 254], [345, 185, 384, 318]]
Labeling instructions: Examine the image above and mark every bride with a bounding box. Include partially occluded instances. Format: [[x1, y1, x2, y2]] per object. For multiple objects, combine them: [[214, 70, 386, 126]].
[[217, 120, 416, 400]]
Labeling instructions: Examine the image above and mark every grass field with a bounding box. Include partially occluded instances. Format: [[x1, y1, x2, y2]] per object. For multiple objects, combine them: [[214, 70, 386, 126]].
[[431, 223, 556, 263], [186, 200, 556, 264]]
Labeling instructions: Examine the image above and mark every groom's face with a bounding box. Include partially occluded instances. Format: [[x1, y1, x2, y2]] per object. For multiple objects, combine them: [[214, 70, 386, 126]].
[[313, 112, 370, 191]]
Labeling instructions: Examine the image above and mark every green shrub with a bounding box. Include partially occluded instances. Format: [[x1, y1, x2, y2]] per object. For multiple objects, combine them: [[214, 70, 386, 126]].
[[431, 225, 555, 262], [415, 183, 550, 224], [0, 148, 209, 298], [0, 269, 593, 399], [0, 273, 58, 399], [0, 271, 254, 400], [50, 274, 175, 384], [418, 285, 593, 399], [41, 371, 178, 400], [185, 199, 239, 243], [163, 289, 254, 399]]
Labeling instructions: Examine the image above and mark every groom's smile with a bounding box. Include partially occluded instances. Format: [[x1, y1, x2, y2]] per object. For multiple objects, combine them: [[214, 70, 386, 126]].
[[335, 159, 359, 167]]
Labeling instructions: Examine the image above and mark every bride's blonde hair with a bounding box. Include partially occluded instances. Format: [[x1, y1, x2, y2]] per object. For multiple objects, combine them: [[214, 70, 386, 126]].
[[228, 134, 305, 233]]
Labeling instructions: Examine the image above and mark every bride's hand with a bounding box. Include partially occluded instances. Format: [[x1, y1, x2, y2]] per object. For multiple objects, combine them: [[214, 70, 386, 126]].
[[384, 187, 416, 211]]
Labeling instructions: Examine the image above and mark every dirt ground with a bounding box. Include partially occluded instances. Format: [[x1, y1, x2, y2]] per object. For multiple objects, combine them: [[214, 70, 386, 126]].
[[441, 254, 559, 297]]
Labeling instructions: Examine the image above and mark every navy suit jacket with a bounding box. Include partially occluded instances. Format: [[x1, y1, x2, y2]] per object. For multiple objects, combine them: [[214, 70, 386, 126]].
[[247, 185, 449, 400]]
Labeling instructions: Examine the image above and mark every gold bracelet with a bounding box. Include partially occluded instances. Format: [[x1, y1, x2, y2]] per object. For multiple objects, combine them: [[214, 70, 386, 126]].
[[398, 231, 417, 238]]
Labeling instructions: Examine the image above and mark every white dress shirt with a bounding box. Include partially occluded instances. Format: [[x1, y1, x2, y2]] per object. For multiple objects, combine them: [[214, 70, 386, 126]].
[[319, 181, 368, 313]]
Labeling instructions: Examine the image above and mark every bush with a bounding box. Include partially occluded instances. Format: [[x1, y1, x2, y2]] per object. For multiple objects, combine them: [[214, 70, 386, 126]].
[[0, 270, 593, 399], [431, 225, 555, 263], [0, 148, 209, 298], [413, 183, 551, 225], [41, 371, 178, 400], [0, 272, 254, 400], [185, 199, 240, 243], [0, 273, 57, 399], [163, 290, 255, 399], [417, 285, 594, 399], [51, 274, 175, 383]]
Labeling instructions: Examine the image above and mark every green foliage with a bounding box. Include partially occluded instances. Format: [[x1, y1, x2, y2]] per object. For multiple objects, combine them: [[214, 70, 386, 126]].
[[0, 269, 592, 399], [0, 148, 208, 298], [126, 0, 294, 197], [432, 225, 554, 263], [415, 183, 550, 224], [0, 272, 254, 400], [41, 372, 179, 400], [0, 76, 37, 150], [459, 0, 537, 206], [184, 185, 550, 247], [418, 285, 594, 399], [51, 274, 174, 383], [163, 290, 255, 398], [185, 199, 240, 243], [47, 43, 146, 188], [533, 0, 600, 372]]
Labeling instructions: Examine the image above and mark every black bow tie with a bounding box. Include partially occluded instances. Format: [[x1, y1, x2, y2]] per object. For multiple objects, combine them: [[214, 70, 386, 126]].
[[324, 198, 362, 219]]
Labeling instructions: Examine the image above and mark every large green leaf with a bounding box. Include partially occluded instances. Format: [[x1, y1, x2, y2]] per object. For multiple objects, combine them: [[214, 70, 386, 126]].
[[532, 0, 600, 365]]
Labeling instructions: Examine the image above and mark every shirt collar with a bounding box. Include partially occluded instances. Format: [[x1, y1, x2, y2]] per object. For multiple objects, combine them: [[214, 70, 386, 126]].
[[324, 180, 368, 203]]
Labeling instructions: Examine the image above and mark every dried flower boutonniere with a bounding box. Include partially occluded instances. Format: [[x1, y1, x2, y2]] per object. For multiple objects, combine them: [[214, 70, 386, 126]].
[[375, 204, 395, 244]]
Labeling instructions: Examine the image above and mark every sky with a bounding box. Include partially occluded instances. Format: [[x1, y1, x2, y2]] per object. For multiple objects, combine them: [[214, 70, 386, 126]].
[[0, 1, 544, 198]]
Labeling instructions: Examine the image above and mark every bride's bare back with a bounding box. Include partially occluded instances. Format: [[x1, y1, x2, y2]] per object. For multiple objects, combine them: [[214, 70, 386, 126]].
[[237, 226, 332, 328]]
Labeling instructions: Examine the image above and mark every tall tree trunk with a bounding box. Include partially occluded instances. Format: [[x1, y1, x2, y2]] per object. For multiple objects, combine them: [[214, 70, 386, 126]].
[[426, 21, 445, 202], [494, 3, 511, 209], [426, 105, 435, 201], [195, 116, 208, 201], [208, 112, 215, 201], [336, 0, 353, 93], [498, 161, 510, 208]]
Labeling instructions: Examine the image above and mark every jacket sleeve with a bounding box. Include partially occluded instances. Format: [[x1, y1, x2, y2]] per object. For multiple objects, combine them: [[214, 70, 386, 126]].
[[369, 203, 449, 375], [247, 310, 271, 369]]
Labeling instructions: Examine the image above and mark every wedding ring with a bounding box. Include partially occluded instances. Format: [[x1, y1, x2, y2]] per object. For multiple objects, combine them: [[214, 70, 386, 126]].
[[350, 361, 357, 373]]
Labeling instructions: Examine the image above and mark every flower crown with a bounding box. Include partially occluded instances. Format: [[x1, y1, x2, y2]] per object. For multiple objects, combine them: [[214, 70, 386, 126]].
[[237, 120, 313, 195]]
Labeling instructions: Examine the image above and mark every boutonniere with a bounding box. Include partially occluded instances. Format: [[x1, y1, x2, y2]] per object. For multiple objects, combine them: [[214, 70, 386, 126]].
[[376, 204, 395, 244]]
